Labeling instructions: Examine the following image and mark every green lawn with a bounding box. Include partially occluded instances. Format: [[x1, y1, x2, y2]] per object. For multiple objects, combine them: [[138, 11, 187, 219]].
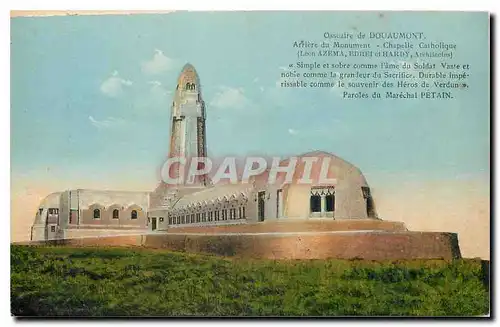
[[11, 245, 489, 317]]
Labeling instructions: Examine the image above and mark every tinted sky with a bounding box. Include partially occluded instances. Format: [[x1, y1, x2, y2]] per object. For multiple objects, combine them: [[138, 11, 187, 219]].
[[11, 11, 489, 188]]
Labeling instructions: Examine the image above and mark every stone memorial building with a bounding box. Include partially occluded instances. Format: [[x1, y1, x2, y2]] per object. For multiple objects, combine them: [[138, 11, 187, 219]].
[[30, 64, 379, 241]]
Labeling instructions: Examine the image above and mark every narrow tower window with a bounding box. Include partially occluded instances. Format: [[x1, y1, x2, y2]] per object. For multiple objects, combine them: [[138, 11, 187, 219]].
[[112, 209, 119, 219], [131, 210, 138, 219], [93, 209, 100, 219]]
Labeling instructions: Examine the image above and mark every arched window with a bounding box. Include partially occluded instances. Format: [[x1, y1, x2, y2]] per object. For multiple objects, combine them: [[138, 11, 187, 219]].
[[112, 209, 119, 219], [325, 194, 335, 212], [93, 209, 101, 219], [238, 206, 246, 219], [131, 210, 138, 219], [310, 195, 321, 213]]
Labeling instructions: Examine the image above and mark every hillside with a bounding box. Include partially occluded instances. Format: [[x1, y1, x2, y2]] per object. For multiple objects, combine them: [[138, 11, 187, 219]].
[[11, 245, 489, 317]]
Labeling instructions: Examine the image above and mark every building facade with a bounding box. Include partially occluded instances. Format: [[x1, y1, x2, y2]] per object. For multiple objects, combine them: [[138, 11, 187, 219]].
[[31, 189, 149, 240], [30, 64, 379, 241]]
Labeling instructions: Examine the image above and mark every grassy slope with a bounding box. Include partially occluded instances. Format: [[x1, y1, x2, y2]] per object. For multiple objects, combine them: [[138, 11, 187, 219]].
[[11, 245, 489, 317]]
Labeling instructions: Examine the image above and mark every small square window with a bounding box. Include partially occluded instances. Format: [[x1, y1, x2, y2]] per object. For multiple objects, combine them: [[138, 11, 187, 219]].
[[159, 217, 164, 222]]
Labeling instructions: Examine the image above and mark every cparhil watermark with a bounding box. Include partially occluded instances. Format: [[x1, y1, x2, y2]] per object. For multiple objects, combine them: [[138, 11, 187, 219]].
[[160, 156, 338, 186]]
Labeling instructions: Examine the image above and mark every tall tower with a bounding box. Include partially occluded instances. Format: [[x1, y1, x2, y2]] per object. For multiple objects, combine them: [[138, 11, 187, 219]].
[[168, 63, 208, 186]]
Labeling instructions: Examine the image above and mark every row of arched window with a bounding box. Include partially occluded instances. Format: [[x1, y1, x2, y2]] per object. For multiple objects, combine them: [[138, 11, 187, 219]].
[[169, 206, 246, 225], [93, 209, 138, 220]]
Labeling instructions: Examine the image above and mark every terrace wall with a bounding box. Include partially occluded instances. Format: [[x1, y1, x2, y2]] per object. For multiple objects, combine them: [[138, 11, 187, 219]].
[[17, 229, 461, 261]]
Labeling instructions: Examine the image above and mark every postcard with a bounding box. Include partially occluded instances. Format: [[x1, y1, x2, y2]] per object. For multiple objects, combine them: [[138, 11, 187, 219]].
[[10, 10, 490, 317]]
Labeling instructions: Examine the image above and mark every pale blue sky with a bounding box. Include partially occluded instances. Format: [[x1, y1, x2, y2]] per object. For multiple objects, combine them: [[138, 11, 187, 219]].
[[11, 11, 489, 188]]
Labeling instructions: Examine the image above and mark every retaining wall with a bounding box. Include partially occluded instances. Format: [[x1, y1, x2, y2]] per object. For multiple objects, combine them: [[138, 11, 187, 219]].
[[167, 219, 408, 234], [17, 230, 461, 261]]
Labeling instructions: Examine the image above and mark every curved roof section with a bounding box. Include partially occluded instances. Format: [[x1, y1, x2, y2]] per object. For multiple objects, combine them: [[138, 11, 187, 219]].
[[177, 63, 200, 86], [32, 192, 62, 225], [38, 192, 62, 207], [280, 150, 360, 171], [250, 150, 368, 187]]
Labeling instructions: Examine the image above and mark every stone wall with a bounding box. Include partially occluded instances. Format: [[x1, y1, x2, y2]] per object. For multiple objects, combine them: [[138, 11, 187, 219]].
[[18, 235, 143, 247], [141, 232, 461, 260], [63, 228, 149, 239], [168, 219, 408, 234], [80, 205, 146, 227], [17, 229, 461, 261]]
